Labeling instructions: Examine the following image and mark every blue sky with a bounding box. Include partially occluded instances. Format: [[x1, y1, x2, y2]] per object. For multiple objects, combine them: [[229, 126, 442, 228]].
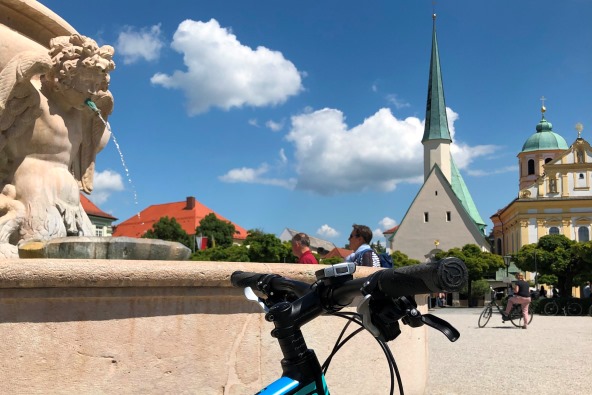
[[39, 0, 592, 248]]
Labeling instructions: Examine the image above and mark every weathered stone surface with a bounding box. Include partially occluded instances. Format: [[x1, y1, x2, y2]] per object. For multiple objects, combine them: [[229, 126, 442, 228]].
[[0, 0, 115, 256], [0, 260, 429, 394], [18, 237, 192, 261]]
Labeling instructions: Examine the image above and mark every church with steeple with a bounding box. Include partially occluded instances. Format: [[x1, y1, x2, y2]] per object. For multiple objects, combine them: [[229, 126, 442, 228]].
[[388, 14, 490, 262], [491, 104, 592, 255]]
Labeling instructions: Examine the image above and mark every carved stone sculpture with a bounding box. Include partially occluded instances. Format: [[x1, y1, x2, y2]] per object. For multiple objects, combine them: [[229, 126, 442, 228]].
[[0, 34, 115, 258]]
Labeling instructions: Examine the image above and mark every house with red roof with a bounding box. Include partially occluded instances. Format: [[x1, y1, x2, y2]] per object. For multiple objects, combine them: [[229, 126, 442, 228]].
[[112, 196, 248, 245], [323, 247, 353, 260], [80, 194, 118, 237]]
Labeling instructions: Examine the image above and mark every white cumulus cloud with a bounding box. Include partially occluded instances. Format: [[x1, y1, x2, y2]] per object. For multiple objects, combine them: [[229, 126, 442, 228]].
[[151, 19, 303, 115], [317, 224, 339, 238], [379, 217, 397, 230], [221, 105, 500, 195], [116, 24, 165, 64], [89, 170, 125, 204], [219, 163, 296, 189]]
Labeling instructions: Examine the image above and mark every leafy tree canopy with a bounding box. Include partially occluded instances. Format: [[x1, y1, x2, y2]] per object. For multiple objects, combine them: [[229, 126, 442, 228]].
[[245, 229, 285, 263], [142, 216, 191, 248], [391, 250, 420, 268], [195, 213, 236, 249], [515, 235, 592, 294], [436, 244, 504, 282], [371, 241, 386, 253]]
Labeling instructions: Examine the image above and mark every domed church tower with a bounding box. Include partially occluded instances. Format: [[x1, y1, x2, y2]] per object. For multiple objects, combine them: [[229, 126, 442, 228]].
[[518, 104, 569, 190]]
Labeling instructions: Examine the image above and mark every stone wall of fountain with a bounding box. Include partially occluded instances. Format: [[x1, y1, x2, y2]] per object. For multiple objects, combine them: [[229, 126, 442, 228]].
[[0, 260, 429, 394]]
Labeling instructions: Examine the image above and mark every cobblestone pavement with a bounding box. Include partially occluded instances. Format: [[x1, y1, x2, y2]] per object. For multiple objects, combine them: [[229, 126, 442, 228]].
[[424, 307, 592, 395]]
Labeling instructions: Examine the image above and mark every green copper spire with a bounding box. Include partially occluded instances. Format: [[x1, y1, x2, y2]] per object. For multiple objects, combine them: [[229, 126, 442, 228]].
[[422, 14, 452, 144]]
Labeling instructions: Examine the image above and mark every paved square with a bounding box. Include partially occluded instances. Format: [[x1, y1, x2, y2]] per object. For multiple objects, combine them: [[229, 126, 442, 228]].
[[425, 307, 592, 394]]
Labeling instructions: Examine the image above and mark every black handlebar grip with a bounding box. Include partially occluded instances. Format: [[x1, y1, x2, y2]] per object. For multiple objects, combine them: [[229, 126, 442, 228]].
[[231, 271, 266, 289], [378, 257, 467, 298]]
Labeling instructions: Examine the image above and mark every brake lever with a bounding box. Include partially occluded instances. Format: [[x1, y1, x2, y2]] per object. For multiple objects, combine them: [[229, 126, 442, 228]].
[[244, 287, 269, 313], [421, 313, 460, 342]]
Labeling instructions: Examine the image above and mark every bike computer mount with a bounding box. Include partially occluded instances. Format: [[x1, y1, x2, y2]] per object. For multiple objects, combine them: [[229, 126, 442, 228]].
[[315, 262, 356, 285]]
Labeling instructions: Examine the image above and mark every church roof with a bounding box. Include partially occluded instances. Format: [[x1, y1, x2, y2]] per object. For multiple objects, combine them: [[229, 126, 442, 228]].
[[450, 157, 487, 231], [521, 109, 568, 152], [422, 15, 452, 144]]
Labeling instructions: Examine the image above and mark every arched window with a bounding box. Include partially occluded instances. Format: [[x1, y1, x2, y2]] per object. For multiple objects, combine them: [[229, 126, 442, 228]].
[[528, 159, 535, 175], [549, 227, 560, 235], [578, 227, 590, 242], [545, 158, 552, 164], [496, 239, 502, 255]]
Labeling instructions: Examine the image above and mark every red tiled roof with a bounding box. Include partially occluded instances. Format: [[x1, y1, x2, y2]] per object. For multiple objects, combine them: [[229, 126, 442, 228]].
[[324, 247, 353, 259], [80, 194, 117, 220], [112, 196, 248, 239], [382, 225, 399, 235]]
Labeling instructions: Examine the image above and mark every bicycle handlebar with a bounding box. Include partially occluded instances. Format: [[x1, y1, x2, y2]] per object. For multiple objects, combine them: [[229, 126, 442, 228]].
[[376, 257, 466, 297], [232, 257, 467, 309]]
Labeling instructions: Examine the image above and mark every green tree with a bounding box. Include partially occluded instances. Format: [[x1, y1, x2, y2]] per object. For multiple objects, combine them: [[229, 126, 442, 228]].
[[245, 229, 285, 263], [391, 250, 421, 268], [142, 216, 191, 248], [320, 256, 344, 265], [195, 213, 236, 249], [371, 241, 386, 253], [515, 235, 592, 296], [281, 241, 298, 263], [436, 244, 504, 305], [191, 245, 250, 262]]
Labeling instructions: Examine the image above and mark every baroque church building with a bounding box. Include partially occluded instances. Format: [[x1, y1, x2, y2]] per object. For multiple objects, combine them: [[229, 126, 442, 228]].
[[491, 107, 592, 255], [388, 15, 490, 262]]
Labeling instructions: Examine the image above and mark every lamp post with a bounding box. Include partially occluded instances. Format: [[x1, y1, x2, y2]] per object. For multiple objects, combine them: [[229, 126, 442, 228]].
[[534, 249, 538, 290], [503, 255, 512, 293]]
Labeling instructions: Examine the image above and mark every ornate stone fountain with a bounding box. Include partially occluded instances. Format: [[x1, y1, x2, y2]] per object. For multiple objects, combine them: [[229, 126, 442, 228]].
[[0, 0, 189, 259]]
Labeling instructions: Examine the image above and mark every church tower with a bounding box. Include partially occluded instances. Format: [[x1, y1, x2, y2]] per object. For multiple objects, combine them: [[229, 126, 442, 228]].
[[422, 14, 452, 182], [518, 103, 568, 190], [388, 14, 489, 263]]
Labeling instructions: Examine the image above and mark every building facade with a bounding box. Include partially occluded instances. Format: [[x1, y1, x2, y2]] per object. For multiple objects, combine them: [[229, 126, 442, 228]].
[[491, 110, 592, 255]]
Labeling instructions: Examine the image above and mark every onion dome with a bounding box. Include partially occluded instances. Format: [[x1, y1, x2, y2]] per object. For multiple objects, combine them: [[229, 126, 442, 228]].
[[521, 106, 568, 152]]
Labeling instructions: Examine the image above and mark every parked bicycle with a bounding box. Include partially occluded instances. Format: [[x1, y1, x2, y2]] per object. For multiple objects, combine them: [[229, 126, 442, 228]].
[[231, 257, 467, 395], [478, 287, 533, 328], [543, 298, 583, 316]]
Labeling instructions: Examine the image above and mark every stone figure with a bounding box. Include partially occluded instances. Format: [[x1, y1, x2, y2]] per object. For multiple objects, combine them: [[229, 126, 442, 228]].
[[0, 34, 115, 257]]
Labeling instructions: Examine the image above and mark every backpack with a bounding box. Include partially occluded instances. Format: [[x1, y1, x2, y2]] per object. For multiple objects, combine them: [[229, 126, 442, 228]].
[[378, 252, 393, 269], [354, 250, 393, 268]]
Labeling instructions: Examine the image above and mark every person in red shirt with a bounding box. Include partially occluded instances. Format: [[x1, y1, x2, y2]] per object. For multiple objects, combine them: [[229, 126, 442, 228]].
[[291, 233, 318, 264]]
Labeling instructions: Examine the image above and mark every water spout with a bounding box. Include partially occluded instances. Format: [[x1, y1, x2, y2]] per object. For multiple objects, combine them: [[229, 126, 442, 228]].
[[85, 99, 141, 220]]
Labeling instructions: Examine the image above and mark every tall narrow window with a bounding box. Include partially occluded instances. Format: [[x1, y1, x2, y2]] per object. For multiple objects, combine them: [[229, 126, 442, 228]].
[[528, 159, 535, 175], [578, 227, 589, 242], [446, 211, 451, 222], [549, 178, 557, 193], [435, 190, 438, 196], [424, 212, 429, 222]]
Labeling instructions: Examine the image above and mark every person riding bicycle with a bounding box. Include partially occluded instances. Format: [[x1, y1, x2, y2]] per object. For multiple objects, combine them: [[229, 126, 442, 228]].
[[502, 272, 531, 329]]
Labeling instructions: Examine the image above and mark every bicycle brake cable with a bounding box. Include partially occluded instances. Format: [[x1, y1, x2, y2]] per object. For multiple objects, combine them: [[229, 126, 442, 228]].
[[324, 312, 402, 395]]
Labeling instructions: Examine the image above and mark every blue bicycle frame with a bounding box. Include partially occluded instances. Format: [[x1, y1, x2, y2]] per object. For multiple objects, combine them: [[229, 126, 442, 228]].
[[257, 375, 328, 395]]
